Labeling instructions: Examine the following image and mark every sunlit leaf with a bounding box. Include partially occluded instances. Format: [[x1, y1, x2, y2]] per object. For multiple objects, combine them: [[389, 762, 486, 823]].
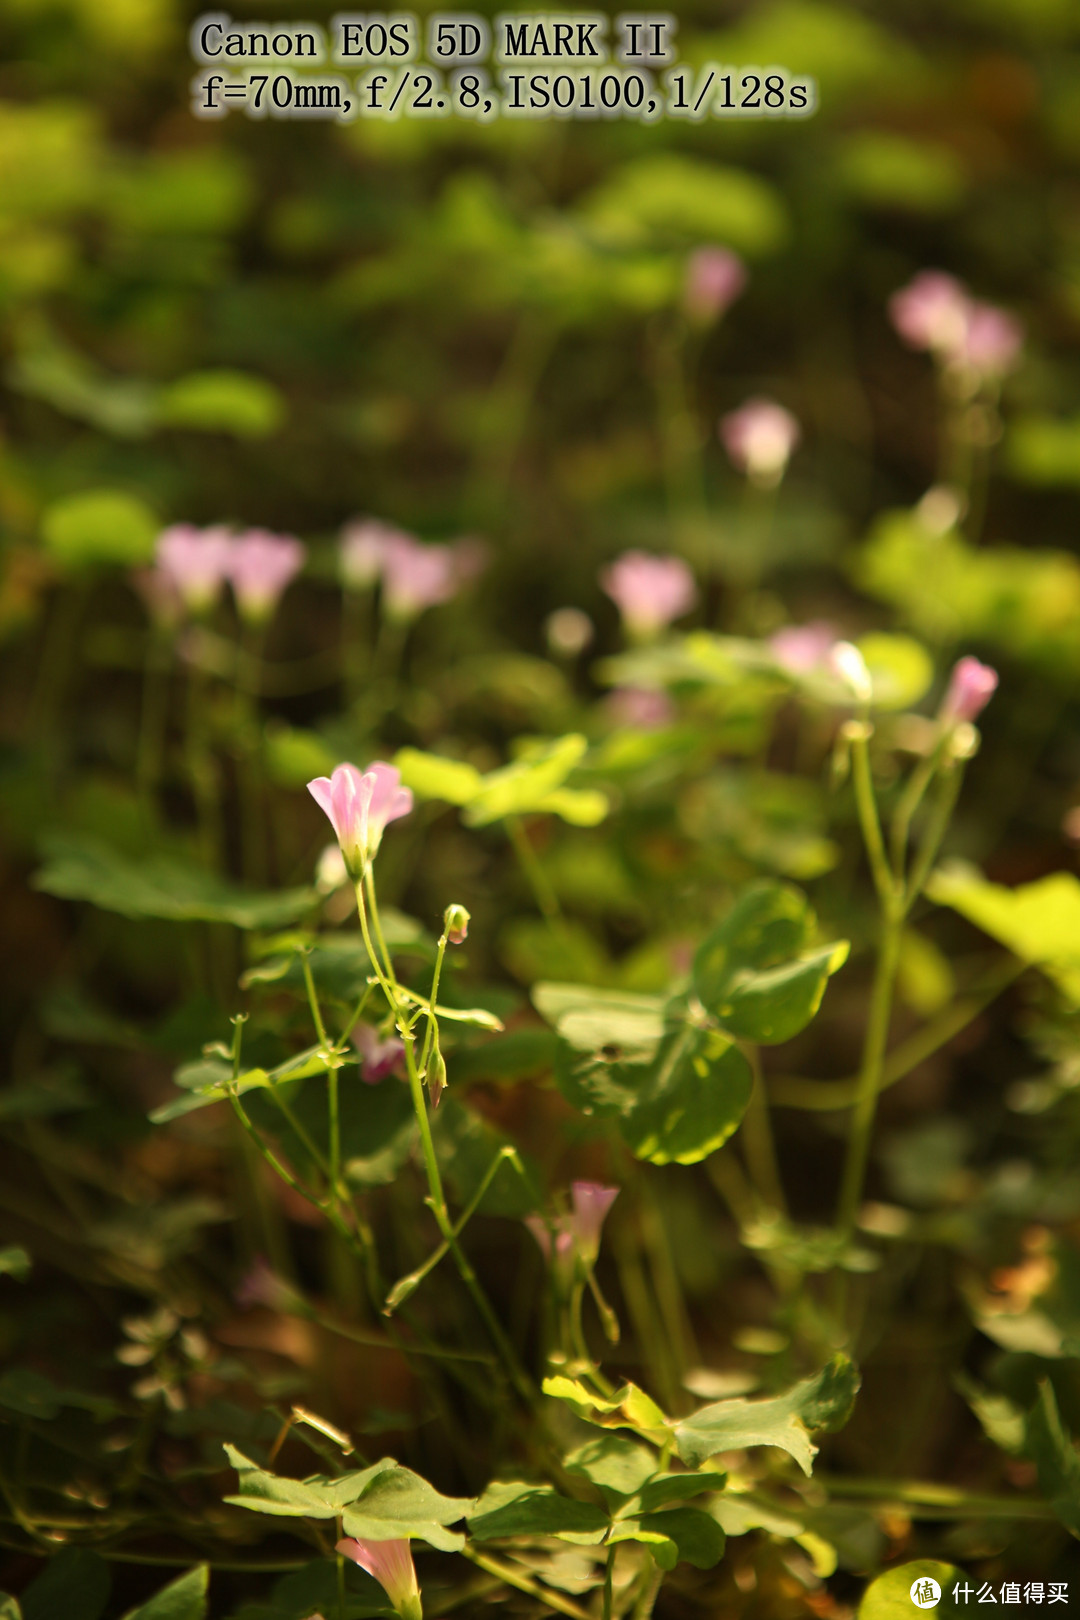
[[674, 1355, 860, 1474]]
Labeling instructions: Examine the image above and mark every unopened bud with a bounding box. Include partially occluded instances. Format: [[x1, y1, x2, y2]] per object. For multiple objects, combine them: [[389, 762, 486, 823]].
[[829, 641, 873, 705], [428, 1050, 447, 1108], [443, 904, 470, 945]]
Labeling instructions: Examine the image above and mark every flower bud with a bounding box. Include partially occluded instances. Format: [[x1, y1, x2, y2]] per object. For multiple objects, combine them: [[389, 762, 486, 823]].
[[443, 904, 470, 945], [940, 656, 998, 725], [829, 642, 873, 705], [428, 1050, 447, 1109]]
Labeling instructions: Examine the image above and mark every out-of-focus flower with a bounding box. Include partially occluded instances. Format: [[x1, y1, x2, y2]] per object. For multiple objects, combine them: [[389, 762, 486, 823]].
[[307, 761, 413, 877], [720, 398, 801, 489], [336, 1538, 422, 1620], [889, 271, 1023, 382], [769, 622, 837, 676], [962, 304, 1024, 378], [227, 529, 305, 623], [340, 518, 411, 590], [155, 524, 234, 613], [889, 271, 970, 358], [600, 551, 697, 639], [380, 534, 486, 623], [527, 1181, 619, 1277], [545, 606, 594, 657], [353, 1022, 406, 1083], [683, 246, 746, 323], [940, 656, 998, 725], [443, 904, 470, 945], [606, 687, 675, 730], [131, 565, 184, 630], [828, 641, 873, 704], [315, 843, 349, 894], [235, 1257, 303, 1313]]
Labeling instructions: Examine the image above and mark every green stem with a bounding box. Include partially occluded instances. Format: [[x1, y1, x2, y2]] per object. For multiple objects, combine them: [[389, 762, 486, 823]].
[[136, 630, 172, 821], [383, 1146, 524, 1314], [419, 931, 449, 1078], [835, 901, 903, 1238], [630, 1563, 663, 1620], [904, 762, 964, 908], [460, 1546, 593, 1620], [507, 815, 563, 923], [739, 1046, 786, 1216], [850, 720, 895, 906], [602, 1545, 616, 1620]]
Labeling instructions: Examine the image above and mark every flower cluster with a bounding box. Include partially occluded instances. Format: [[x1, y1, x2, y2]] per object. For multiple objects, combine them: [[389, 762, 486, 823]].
[[889, 271, 1023, 383], [147, 524, 306, 624], [340, 519, 486, 622]]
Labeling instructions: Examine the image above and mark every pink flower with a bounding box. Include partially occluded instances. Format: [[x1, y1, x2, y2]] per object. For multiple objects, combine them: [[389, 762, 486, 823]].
[[720, 398, 801, 488], [889, 271, 970, 358], [769, 622, 837, 675], [683, 247, 747, 323], [235, 1257, 301, 1313], [336, 1538, 422, 1620], [889, 272, 1023, 381], [570, 1181, 619, 1259], [600, 551, 697, 639], [353, 1022, 405, 1083], [380, 534, 486, 623], [940, 656, 998, 724], [340, 518, 412, 590], [226, 528, 305, 623], [606, 687, 675, 729], [526, 1181, 619, 1275], [307, 761, 413, 877], [155, 524, 234, 613], [962, 304, 1023, 378]]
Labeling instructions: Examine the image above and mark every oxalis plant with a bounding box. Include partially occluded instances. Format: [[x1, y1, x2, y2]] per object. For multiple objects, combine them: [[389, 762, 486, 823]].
[[78, 636, 997, 1620]]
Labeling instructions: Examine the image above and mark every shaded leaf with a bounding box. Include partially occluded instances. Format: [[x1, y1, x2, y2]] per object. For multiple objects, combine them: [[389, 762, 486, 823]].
[[674, 1355, 860, 1475], [1025, 1381, 1080, 1539], [21, 1550, 109, 1620], [468, 1480, 609, 1542], [120, 1565, 208, 1620]]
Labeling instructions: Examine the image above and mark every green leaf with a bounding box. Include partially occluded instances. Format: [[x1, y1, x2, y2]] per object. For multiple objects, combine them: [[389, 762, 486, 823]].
[[0, 1594, 21, 1620], [0, 1368, 116, 1421], [674, 1355, 860, 1475], [157, 370, 285, 437], [224, 1447, 474, 1550], [533, 787, 609, 826], [338, 1465, 474, 1550], [468, 1480, 609, 1542], [1025, 1381, 1080, 1539], [927, 863, 1080, 1003], [394, 748, 484, 806], [120, 1565, 208, 1620], [21, 1550, 110, 1620], [1008, 413, 1080, 488], [533, 984, 666, 1061], [618, 1028, 753, 1166], [858, 1560, 965, 1618], [855, 632, 934, 710], [0, 1247, 30, 1280], [565, 1434, 658, 1506], [150, 1064, 271, 1124], [632, 1473, 722, 1513], [542, 1377, 669, 1440], [693, 882, 847, 1043], [34, 834, 317, 930], [463, 734, 589, 826], [583, 155, 787, 255], [256, 1559, 394, 1619], [41, 489, 158, 570], [622, 1506, 725, 1569]]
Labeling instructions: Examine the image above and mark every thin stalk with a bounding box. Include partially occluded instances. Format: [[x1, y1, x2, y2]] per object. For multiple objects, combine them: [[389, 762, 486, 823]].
[[630, 1563, 664, 1620], [460, 1546, 594, 1620], [835, 902, 903, 1238], [602, 1545, 616, 1620], [850, 721, 895, 906], [904, 763, 964, 907], [739, 1046, 787, 1216], [383, 1146, 524, 1314], [507, 815, 563, 923], [136, 630, 172, 821], [418, 930, 449, 1077]]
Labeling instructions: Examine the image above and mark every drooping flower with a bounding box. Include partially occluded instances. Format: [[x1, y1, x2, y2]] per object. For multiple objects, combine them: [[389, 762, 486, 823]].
[[940, 656, 998, 725], [336, 1538, 422, 1620], [340, 518, 412, 590], [526, 1181, 619, 1276], [683, 246, 747, 323], [720, 397, 801, 489], [828, 641, 873, 704], [961, 304, 1023, 379], [769, 622, 838, 676], [307, 761, 413, 878], [353, 1022, 406, 1083], [226, 528, 306, 623], [155, 524, 234, 613], [235, 1257, 303, 1313], [600, 551, 697, 640]]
